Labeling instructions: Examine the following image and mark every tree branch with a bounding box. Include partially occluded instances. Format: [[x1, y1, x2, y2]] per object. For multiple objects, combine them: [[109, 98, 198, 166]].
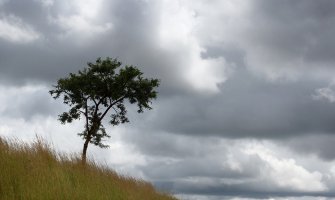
[[91, 97, 98, 106], [85, 99, 90, 135], [99, 96, 125, 121], [97, 95, 108, 106], [78, 110, 86, 115]]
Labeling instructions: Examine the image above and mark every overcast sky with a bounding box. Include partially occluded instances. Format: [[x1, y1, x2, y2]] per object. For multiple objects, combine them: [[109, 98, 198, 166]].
[[1, 0, 335, 199]]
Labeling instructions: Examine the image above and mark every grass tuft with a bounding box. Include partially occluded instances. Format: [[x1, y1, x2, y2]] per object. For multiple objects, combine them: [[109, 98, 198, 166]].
[[0, 137, 178, 200]]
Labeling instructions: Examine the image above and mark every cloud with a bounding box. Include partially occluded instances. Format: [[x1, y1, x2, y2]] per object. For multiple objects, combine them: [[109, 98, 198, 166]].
[[314, 83, 335, 103], [49, 0, 113, 40], [2, 0, 335, 89], [118, 128, 335, 198], [283, 135, 335, 161], [187, 0, 335, 81], [133, 68, 335, 139], [0, 14, 40, 43], [34, 0, 53, 7], [157, 0, 230, 93], [0, 84, 61, 120], [0, 0, 232, 95], [244, 143, 326, 192]]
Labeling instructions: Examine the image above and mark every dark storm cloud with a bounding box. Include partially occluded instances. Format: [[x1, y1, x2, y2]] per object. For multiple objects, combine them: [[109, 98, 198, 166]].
[[133, 67, 335, 139], [1, 0, 335, 93], [0, 0, 61, 34], [109, 0, 335, 141], [173, 181, 335, 199], [284, 135, 335, 161], [243, 0, 335, 75], [0, 0, 196, 95], [201, 44, 246, 68], [148, 151, 332, 199], [0, 0, 92, 84], [118, 128, 330, 198], [123, 131, 261, 179]]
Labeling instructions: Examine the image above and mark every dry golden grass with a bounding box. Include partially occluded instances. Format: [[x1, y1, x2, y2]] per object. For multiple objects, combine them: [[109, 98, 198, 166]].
[[0, 137, 178, 200]]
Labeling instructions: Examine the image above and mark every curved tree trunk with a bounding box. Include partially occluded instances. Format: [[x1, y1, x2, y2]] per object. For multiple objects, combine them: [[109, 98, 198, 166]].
[[81, 118, 100, 164], [82, 136, 91, 165], [81, 111, 101, 165]]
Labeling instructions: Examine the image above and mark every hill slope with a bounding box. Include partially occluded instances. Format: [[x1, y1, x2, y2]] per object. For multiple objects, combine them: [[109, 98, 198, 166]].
[[0, 137, 178, 200]]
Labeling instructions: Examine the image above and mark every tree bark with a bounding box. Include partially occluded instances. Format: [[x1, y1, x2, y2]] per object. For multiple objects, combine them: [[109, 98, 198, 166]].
[[81, 117, 100, 164], [81, 136, 90, 165], [81, 110, 102, 165]]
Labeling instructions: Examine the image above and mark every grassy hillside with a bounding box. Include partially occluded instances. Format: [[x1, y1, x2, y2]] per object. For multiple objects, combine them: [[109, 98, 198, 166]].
[[0, 137, 178, 200]]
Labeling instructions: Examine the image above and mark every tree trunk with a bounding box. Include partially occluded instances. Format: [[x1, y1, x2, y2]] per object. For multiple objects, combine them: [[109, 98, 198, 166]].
[[82, 136, 90, 165], [81, 116, 100, 165]]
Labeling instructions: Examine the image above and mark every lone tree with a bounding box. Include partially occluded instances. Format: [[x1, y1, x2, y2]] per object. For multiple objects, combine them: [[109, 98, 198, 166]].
[[50, 57, 159, 164]]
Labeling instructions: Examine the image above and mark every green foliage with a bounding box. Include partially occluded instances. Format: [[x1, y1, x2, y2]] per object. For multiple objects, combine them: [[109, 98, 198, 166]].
[[0, 137, 177, 200], [49, 57, 159, 156]]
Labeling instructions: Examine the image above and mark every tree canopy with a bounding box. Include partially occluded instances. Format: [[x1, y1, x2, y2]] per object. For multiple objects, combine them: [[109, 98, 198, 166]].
[[49, 57, 159, 163]]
